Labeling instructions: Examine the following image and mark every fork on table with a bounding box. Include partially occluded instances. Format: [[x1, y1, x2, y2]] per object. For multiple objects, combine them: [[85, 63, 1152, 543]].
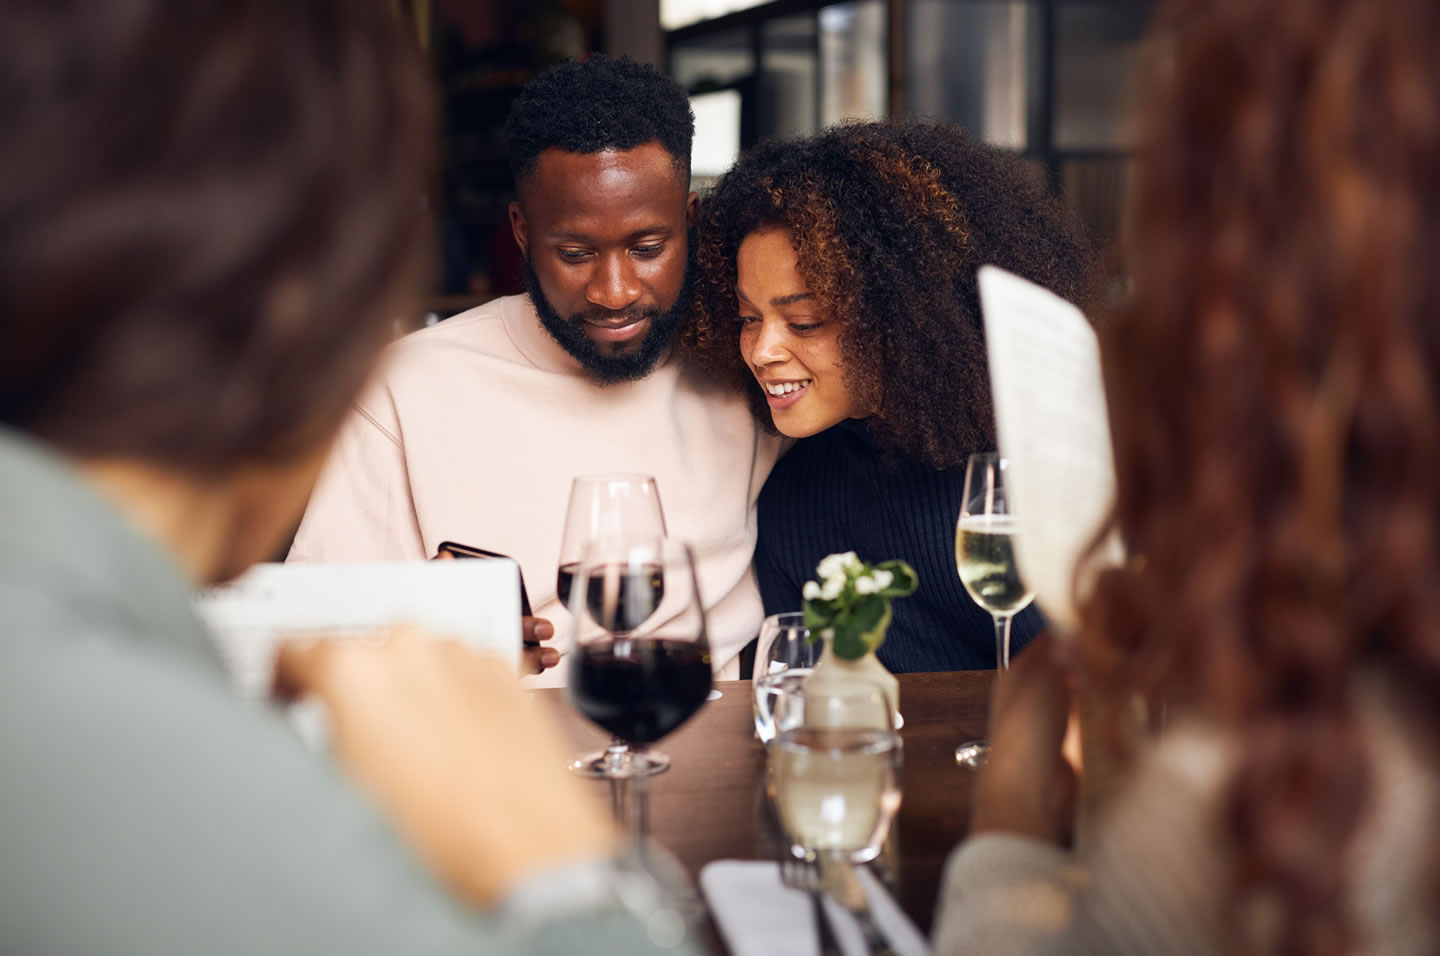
[[778, 855, 843, 956], [819, 856, 898, 956]]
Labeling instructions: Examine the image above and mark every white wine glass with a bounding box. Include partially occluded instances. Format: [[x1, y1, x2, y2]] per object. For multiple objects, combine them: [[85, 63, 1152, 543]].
[[954, 452, 1035, 767]]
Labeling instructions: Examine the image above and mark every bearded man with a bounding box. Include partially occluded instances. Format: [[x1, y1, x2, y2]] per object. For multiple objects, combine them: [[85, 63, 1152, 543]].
[[290, 56, 781, 685]]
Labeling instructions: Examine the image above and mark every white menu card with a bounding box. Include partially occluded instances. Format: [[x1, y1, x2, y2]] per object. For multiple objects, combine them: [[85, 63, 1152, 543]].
[[977, 265, 1125, 637], [195, 560, 522, 698]]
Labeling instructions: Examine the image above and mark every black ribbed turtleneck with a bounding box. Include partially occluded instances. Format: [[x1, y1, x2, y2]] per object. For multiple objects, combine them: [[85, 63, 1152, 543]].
[[755, 419, 1043, 673]]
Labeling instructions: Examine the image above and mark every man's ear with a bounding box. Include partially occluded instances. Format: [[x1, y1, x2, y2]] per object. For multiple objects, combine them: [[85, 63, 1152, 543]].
[[686, 191, 700, 227], [508, 201, 529, 257]]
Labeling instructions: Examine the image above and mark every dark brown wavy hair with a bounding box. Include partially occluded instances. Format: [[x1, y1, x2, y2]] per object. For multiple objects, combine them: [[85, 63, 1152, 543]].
[[684, 121, 1093, 468], [0, 0, 435, 473], [1083, 0, 1440, 951]]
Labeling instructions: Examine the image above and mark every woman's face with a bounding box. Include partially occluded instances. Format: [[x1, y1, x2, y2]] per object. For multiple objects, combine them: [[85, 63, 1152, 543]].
[[736, 227, 859, 438]]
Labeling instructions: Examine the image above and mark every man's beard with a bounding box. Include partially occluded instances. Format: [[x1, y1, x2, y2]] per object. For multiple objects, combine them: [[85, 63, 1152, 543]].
[[524, 256, 691, 386]]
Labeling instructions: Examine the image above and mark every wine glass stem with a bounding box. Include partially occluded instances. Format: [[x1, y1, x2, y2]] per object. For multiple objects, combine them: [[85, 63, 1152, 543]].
[[609, 755, 650, 858], [603, 744, 651, 840], [993, 613, 1013, 673], [605, 737, 630, 770], [632, 765, 650, 846]]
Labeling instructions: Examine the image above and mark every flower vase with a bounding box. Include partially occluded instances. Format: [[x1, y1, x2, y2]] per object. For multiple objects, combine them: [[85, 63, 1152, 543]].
[[804, 628, 902, 730]]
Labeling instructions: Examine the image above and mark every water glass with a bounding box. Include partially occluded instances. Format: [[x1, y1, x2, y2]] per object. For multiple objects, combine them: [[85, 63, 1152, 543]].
[[751, 612, 823, 742], [768, 681, 902, 864]]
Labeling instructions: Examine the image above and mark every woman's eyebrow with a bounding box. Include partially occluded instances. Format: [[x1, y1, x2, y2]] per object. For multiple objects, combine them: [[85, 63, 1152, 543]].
[[734, 287, 815, 306]]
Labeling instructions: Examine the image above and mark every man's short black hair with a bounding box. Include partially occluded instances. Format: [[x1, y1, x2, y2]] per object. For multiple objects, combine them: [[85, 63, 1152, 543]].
[[504, 54, 694, 190]]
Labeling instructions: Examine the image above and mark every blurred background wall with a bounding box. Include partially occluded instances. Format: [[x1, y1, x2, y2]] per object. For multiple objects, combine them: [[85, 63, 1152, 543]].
[[397, 0, 1154, 315]]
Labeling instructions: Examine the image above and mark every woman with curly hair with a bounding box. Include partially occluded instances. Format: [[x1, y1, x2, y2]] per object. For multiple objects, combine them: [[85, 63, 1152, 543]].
[[934, 0, 1440, 952], [687, 121, 1094, 672]]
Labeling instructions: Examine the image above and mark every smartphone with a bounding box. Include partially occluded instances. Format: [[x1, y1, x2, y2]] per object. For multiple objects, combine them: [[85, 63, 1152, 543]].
[[435, 540, 535, 622]]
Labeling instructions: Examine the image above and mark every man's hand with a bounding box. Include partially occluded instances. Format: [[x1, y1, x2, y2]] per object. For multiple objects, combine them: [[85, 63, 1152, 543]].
[[970, 631, 1078, 845], [522, 616, 560, 675], [273, 627, 615, 906]]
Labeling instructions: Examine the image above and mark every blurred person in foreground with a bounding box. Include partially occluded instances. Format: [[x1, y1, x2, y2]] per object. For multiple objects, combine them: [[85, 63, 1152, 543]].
[[0, 2, 696, 954], [935, 0, 1440, 952], [289, 55, 782, 684], [685, 122, 1093, 672]]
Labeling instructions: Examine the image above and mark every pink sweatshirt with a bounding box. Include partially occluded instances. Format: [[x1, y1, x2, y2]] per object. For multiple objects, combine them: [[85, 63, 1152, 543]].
[[289, 294, 782, 685]]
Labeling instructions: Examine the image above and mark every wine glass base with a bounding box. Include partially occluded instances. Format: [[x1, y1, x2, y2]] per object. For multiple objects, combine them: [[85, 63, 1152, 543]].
[[955, 740, 989, 768], [568, 749, 671, 778]]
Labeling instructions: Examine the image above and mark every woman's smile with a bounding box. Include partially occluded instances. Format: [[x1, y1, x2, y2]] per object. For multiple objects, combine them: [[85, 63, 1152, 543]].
[[760, 378, 813, 408]]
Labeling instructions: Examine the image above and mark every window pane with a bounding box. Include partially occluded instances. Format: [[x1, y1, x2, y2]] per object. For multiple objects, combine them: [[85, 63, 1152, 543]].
[[691, 89, 743, 179], [671, 28, 755, 90], [907, 0, 1030, 148], [760, 15, 819, 139], [661, 0, 769, 32], [820, 0, 887, 125], [1054, 3, 1148, 150]]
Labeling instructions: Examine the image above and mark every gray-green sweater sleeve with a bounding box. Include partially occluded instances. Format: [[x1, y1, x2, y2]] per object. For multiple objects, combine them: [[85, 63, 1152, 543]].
[[0, 597, 693, 956]]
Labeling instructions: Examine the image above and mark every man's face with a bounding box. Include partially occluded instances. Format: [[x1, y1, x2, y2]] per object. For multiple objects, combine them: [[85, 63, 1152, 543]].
[[510, 142, 697, 384]]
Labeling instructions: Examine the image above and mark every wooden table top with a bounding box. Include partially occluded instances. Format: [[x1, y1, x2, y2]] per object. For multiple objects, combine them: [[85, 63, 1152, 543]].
[[537, 669, 995, 949]]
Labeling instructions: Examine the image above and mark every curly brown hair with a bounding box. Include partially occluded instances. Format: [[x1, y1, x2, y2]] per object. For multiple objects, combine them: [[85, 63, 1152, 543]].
[[1083, 0, 1440, 951], [684, 121, 1094, 468]]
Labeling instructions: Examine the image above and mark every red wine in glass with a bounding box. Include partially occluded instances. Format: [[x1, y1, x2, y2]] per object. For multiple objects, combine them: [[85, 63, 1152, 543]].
[[555, 474, 667, 610], [566, 539, 710, 781], [570, 638, 711, 744], [556, 562, 577, 607], [559, 562, 666, 632]]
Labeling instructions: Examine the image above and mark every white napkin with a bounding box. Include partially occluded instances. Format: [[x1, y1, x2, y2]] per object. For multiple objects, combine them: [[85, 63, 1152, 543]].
[[700, 860, 932, 956]]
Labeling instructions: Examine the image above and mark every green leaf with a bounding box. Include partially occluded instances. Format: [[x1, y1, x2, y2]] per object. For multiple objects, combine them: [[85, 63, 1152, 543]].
[[803, 600, 835, 631], [831, 616, 867, 660], [855, 597, 892, 656], [875, 560, 918, 597], [832, 593, 889, 660]]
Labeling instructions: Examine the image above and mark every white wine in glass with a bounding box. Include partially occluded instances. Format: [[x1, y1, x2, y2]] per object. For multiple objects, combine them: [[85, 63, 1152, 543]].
[[954, 453, 1034, 767], [956, 514, 1035, 625]]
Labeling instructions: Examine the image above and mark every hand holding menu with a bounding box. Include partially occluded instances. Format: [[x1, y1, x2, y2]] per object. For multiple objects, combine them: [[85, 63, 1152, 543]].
[[195, 560, 522, 699], [977, 265, 1124, 636]]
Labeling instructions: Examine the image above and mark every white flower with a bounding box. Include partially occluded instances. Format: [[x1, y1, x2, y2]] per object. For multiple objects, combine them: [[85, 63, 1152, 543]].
[[870, 569, 894, 591], [802, 580, 822, 601], [818, 576, 844, 601], [854, 574, 878, 595], [816, 550, 863, 586], [815, 552, 847, 582]]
